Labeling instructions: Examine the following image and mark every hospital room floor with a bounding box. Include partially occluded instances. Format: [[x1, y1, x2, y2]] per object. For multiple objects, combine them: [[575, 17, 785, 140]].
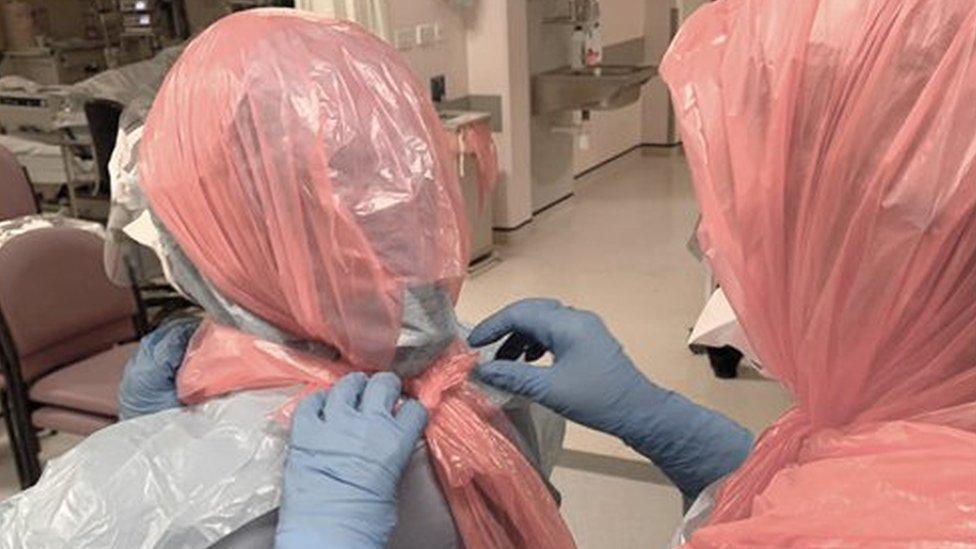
[[0, 148, 791, 547]]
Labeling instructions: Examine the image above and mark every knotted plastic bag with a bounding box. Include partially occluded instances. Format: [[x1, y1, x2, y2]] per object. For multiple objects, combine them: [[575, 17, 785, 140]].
[[139, 10, 574, 548], [661, 0, 976, 545]]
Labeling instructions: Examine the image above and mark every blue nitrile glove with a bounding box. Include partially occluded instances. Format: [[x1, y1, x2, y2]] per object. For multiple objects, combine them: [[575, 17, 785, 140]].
[[276, 372, 429, 549], [118, 317, 202, 420], [467, 298, 753, 499]]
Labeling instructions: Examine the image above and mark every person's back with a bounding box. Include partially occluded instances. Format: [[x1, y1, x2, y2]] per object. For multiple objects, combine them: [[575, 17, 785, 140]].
[[0, 10, 572, 548]]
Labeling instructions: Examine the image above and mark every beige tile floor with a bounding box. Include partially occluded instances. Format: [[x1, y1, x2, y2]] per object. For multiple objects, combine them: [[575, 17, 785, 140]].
[[0, 148, 791, 546]]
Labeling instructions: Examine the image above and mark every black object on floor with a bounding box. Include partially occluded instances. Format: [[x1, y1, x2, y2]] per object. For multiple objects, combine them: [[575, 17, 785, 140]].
[[706, 346, 743, 379]]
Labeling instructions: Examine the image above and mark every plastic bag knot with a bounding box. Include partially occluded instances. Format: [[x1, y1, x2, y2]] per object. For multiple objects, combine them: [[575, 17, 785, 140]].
[[404, 348, 478, 412]]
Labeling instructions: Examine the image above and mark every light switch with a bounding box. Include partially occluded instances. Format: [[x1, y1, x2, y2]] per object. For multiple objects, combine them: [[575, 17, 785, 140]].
[[416, 23, 437, 46], [395, 27, 416, 50]]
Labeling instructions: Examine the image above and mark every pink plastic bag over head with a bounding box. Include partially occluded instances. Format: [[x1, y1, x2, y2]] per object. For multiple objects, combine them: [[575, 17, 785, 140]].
[[139, 10, 574, 548], [662, 0, 976, 545]]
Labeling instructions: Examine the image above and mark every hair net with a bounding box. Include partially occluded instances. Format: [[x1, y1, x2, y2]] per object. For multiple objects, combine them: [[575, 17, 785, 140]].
[[661, 0, 976, 545], [138, 10, 574, 548]]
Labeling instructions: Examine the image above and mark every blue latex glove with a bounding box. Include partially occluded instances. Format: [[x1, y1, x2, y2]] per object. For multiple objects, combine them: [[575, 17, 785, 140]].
[[468, 298, 753, 499], [118, 317, 201, 420], [276, 372, 428, 549]]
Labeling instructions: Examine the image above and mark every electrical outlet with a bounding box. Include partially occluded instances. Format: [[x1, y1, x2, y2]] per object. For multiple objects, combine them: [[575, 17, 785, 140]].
[[416, 23, 437, 46], [394, 27, 416, 50], [430, 75, 446, 103]]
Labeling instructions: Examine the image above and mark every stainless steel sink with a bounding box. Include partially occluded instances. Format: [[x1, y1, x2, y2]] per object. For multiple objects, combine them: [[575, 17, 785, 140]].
[[532, 64, 657, 115], [435, 109, 491, 131]]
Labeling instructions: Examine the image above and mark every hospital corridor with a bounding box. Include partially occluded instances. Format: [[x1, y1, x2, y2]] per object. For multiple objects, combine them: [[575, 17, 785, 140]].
[[0, 1, 973, 548]]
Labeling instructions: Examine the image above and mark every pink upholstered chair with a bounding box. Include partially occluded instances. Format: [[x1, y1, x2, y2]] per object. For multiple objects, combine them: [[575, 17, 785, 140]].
[[0, 374, 25, 486], [0, 226, 146, 486], [0, 144, 40, 484], [0, 145, 38, 221]]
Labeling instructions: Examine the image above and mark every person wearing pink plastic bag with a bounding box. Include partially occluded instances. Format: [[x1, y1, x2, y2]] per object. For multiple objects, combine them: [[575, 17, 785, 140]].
[[133, 8, 579, 549], [103, 6, 750, 549], [0, 9, 567, 549], [471, 0, 975, 545]]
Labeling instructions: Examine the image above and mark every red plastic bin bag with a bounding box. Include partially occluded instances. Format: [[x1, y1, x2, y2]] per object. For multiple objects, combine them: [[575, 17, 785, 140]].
[[139, 10, 574, 549], [463, 121, 499, 209], [446, 121, 499, 210], [661, 0, 976, 545]]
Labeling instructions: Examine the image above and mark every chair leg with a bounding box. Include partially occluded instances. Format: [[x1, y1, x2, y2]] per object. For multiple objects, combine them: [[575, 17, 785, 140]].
[[16, 408, 41, 487], [20, 417, 42, 487], [2, 384, 42, 487], [1, 389, 31, 488]]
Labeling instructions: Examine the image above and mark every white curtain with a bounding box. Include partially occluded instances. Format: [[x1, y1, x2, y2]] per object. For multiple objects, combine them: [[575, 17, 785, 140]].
[[296, 0, 391, 41]]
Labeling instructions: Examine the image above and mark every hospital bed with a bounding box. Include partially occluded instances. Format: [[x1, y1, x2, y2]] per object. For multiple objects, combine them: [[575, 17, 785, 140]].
[[0, 46, 183, 216]]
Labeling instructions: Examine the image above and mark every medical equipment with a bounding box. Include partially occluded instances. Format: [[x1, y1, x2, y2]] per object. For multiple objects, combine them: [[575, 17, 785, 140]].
[[0, 45, 182, 214], [0, 78, 94, 207], [0, 42, 107, 86], [0, 79, 68, 141]]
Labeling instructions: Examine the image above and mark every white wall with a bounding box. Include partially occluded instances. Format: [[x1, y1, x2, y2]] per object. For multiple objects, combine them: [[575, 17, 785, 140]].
[[388, 0, 534, 229], [388, 0, 470, 99], [599, 0, 646, 42], [642, 0, 677, 145], [465, 0, 533, 228]]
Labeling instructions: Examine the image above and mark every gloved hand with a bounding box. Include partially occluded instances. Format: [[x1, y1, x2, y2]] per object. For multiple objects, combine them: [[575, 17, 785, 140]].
[[118, 317, 201, 420], [468, 298, 753, 498], [275, 372, 429, 549]]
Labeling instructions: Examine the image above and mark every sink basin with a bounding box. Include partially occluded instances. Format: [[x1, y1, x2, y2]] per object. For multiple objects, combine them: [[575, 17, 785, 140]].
[[532, 64, 657, 115]]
